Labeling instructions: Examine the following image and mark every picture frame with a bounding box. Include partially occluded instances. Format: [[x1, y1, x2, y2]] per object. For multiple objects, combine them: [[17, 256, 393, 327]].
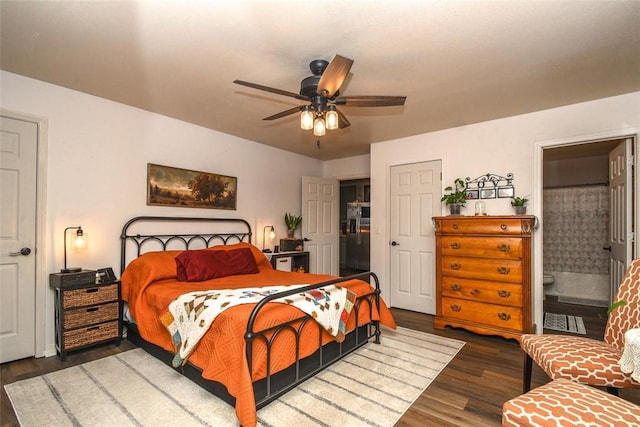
[[465, 189, 479, 200], [497, 186, 515, 198], [479, 188, 496, 199], [147, 163, 237, 210]]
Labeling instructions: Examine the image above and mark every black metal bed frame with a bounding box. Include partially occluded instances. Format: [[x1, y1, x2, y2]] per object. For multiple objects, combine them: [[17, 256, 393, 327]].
[[120, 216, 381, 410]]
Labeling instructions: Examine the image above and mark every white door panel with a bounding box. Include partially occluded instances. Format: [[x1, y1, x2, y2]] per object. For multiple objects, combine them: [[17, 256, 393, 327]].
[[609, 138, 633, 302], [389, 160, 441, 314], [1, 116, 38, 363], [301, 176, 339, 275]]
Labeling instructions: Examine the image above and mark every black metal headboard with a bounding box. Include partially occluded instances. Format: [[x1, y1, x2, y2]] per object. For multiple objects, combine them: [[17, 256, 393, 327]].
[[120, 216, 252, 274]]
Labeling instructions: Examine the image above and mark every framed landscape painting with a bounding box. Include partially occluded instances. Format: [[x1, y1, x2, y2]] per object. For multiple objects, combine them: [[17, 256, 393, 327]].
[[147, 163, 237, 210]]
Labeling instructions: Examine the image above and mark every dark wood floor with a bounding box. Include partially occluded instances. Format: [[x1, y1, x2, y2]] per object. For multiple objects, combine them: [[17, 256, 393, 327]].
[[2, 300, 639, 426]]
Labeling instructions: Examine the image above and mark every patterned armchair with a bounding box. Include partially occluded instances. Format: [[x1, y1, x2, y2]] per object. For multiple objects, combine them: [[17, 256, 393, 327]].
[[520, 258, 640, 394]]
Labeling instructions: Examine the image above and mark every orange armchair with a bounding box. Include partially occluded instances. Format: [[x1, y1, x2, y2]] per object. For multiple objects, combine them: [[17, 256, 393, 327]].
[[520, 258, 640, 395]]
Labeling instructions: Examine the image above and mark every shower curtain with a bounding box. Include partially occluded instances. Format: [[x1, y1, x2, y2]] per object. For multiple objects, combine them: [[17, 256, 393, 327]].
[[543, 185, 609, 275]]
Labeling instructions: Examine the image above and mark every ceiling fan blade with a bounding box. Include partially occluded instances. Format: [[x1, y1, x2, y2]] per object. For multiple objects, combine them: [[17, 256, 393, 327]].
[[335, 95, 406, 107], [317, 55, 354, 98], [263, 105, 304, 121], [336, 108, 351, 129], [234, 80, 308, 101]]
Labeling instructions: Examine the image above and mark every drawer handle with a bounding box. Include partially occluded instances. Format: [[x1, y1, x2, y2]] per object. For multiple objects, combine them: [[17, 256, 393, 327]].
[[500, 224, 508, 231], [86, 307, 99, 313], [469, 289, 479, 296], [450, 263, 461, 270], [497, 290, 511, 298], [278, 259, 288, 263], [450, 284, 462, 291], [497, 267, 511, 275], [449, 242, 461, 249], [450, 304, 462, 312], [497, 312, 511, 321], [497, 244, 511, 252], [452, 224, 459, 230], [85, 288, 99, 294]]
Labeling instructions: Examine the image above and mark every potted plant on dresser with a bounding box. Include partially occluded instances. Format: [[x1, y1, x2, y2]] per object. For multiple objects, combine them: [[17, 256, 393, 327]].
[[511, 196, 528, 215], [441, 178, 467, 215]]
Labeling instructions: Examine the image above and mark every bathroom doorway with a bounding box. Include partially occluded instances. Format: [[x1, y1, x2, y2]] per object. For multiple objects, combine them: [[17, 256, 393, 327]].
[[541, 136, 635, 317]]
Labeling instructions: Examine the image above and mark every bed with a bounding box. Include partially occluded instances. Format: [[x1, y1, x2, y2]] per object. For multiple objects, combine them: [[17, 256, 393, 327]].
[[119, 216, 396, 427]]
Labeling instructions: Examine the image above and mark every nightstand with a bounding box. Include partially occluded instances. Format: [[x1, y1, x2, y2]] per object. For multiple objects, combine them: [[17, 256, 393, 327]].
[[270, 251, 310, 273], [50, 274, 122, 360]]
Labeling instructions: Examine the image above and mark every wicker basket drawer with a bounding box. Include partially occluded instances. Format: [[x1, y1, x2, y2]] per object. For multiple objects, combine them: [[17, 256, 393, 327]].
[[441, 297, 523, 330], [441, 256, 522, 283], [63, 320, 119, 350], [63, 283, 118, 308], [440, 236, 523, 259], [63, 302, 119, 329], [437, 217, 530, 235], [441, 276, 522, 307]]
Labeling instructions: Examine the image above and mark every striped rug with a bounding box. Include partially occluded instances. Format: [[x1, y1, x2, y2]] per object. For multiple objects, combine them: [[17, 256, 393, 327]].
[[5, 327, 464, 426]]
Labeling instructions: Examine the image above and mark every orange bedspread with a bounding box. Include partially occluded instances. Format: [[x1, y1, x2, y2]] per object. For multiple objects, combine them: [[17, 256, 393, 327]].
[[121, 243, 396, 427]]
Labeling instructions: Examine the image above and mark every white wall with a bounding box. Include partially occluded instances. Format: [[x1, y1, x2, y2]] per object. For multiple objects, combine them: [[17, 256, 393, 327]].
[[371, 91, 640, 332], [1, 71, 323, 356], [323, 154, 370, 180]]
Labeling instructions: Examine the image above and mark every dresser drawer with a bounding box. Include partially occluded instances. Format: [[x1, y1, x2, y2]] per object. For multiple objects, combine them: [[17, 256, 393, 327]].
[[62, 320, 119, 350], [441, 276, 522, 307], [63, 302, 119, 329], [441, 256, 522, 283], [440, 236, 523, 259], [63, 283, 119, 308], [441, 297, 523, 330], [437, 217, 529, 235]]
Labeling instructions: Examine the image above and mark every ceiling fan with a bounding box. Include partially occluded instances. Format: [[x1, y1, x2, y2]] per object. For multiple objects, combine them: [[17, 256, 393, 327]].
[[233, 55, 406, 137]]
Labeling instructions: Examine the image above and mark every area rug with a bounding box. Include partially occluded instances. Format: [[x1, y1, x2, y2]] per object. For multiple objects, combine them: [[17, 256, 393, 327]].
[[5, 327, 464, 427], [544, 312, 587, 334]]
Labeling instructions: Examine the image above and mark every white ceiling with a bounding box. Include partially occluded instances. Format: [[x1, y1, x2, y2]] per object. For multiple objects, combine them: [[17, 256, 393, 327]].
[[2, 1, 639, 160]]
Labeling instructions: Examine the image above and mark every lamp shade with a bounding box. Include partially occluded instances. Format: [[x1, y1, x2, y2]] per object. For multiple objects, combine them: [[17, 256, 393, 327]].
[[300, 107, 314, 130], [313, 117, 326, 136], [326, 106, 339, 130]]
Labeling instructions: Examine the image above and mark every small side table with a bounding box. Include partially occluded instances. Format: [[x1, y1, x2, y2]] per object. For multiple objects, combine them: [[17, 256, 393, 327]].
[[50, 275, 122, 360], [618, 328, 640, 382]]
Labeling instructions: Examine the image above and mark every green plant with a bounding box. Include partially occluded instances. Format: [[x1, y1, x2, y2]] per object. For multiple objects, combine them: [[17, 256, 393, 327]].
[[511, 196, 529, 207], [441, 178, 467, 205], [284, 212, 302, 231], [607, 300, 637, 315]]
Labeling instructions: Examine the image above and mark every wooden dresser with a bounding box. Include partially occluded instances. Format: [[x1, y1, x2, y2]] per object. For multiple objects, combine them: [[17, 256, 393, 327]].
[[433, 215, 535, 341]]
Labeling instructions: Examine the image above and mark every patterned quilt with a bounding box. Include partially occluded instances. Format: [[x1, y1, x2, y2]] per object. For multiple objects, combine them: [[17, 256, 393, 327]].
[[161, 284, 355, 367]]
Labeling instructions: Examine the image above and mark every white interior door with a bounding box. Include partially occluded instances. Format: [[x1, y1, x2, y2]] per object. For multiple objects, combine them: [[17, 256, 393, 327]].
[[389, 160, 441, 314], [609, 138, 633, 302], [1, 116, 38, 363], [301, 176, 339, 275]]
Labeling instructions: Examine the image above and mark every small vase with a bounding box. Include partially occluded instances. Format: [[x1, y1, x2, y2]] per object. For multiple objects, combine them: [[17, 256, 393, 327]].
[[286, 229, 295, 238], [514, 206, 527, 215], [448, 203, 462, 216]]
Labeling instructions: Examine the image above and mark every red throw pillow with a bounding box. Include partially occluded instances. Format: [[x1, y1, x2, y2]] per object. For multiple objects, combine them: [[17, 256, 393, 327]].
[[175, 247, 259, 282]]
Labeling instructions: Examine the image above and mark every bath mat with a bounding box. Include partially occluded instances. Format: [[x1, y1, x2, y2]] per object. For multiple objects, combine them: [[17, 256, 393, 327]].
[[544, 312, 586, 334]]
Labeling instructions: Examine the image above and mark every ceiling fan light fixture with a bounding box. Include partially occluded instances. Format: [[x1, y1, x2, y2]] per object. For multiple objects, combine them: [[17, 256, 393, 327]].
[[326, 106, 339, 130], [300, 106, 314, 130], [313, 117, 326, 136]]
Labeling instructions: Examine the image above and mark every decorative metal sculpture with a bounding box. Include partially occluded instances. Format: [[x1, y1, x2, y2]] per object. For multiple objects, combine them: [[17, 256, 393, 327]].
[[465, 173, 514, 200]]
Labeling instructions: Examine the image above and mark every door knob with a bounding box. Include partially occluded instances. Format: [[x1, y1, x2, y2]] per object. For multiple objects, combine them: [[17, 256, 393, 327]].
[[303, 237, 312, 242], [390, 241, 399, 246], [9, 247, 32, 256]]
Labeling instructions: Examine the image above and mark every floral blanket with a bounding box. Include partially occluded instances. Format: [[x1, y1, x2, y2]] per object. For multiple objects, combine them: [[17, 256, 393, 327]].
[[161, 284, 355, 367]]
